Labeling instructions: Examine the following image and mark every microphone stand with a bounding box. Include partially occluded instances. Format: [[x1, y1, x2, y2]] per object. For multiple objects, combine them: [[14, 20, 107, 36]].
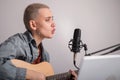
[[68, 39, 88, 70], [85, 43, 120, 56]]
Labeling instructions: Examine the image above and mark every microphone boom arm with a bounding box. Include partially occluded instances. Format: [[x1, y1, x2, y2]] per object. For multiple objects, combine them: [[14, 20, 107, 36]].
[[86, 43, 120, 56]]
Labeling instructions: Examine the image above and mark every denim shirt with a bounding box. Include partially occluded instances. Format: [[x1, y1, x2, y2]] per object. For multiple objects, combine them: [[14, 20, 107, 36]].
[[0, 31, 50, 80]]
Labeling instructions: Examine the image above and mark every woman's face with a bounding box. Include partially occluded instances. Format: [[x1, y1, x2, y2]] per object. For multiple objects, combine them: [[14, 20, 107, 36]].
[[33, 8, 56, 39]]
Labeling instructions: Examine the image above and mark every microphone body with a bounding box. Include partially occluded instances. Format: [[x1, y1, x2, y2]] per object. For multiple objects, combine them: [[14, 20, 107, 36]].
[[71, 28, 81, 53]]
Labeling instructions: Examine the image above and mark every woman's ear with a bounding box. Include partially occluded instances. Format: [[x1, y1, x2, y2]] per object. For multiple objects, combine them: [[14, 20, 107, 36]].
[[29, 20, 37, 31]]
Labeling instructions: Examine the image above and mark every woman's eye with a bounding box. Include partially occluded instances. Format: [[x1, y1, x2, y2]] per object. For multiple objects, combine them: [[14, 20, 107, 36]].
[[45, 18, 50, 22], [45, 17, 53, 22]]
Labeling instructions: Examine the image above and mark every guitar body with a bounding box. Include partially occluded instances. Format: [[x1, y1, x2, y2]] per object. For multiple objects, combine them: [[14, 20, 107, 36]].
[[11, 59, 78, 80], [11, 59, 54, 76]]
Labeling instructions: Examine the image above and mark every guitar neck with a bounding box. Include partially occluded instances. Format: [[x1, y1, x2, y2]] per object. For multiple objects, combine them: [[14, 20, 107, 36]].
[[46, 70, 78, 80]]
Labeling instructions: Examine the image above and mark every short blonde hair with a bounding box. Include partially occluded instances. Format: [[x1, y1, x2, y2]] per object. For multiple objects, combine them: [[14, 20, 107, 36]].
[[23, 3, 49, 31]]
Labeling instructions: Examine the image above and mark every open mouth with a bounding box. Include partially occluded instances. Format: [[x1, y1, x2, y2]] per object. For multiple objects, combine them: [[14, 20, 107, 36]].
[[52, 29, 55, 34]]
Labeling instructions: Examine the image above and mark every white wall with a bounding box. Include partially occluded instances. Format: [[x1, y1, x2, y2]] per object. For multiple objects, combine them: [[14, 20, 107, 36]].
[[0, 0, 120, 74]]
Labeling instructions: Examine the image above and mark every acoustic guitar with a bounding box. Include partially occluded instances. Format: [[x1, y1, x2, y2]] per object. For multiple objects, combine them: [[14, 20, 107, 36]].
[[11, 59, 78, 80]]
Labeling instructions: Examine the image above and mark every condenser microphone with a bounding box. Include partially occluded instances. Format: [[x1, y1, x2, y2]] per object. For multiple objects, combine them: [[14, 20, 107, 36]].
[[68, 28, 87, 70], [71, 28, 81, 53]]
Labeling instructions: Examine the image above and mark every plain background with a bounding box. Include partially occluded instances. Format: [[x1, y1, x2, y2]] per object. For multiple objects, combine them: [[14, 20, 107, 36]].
[[0, 0, 120, 74]]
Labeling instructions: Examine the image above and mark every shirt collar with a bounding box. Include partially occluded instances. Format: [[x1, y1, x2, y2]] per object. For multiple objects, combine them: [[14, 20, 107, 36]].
[[24, 31, 36, 44], [24, 31, 43, 48]]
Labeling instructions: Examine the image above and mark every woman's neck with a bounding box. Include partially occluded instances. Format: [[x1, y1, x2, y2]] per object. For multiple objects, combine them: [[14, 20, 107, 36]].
[[32, 35, 43, 47]]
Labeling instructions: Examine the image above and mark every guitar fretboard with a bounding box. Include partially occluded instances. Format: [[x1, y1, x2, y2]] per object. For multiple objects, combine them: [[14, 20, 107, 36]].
[[46, 70, 78, 80]]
